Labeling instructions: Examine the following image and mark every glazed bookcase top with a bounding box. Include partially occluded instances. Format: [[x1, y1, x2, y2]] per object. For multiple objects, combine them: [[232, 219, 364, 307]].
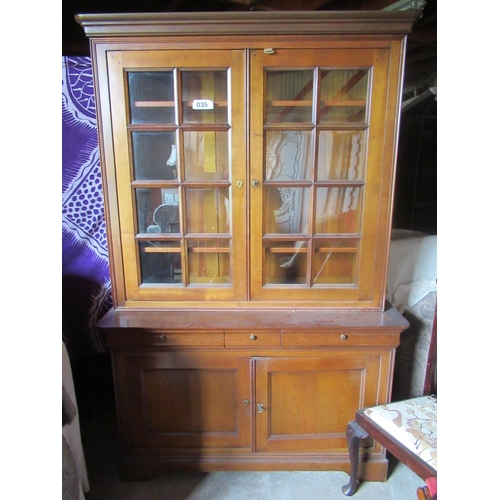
[[76, 10, 419, 310]]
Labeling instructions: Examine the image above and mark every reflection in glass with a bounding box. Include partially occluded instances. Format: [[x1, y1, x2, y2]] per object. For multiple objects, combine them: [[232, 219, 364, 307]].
[[185, 188, 230, 234], [187, 240, 230, 284], [312, 239, 358, 285], [315, 187, 362, 234], [128, 72, 175, 124], [139, 241, 182, 284], [317, 131, 366, 181], [265, 187, 309, 235], [135, 188, 180, 234], [184, 131, 229, 180], [319, 69, 368, 123], [266, 70, 314, 123], [265, 131, 312, 181], [181, 71, 228, 124], [264, 241, 307, 285], [131, 132, 177, 181]]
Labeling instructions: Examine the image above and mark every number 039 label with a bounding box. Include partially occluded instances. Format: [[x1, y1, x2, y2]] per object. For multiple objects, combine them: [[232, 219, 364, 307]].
[[192, 99, 214, 110]]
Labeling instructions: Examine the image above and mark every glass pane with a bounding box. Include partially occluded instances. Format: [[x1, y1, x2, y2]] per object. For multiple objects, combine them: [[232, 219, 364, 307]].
[[139, 241, 182, 284], [317, 131, 366, 180], [181, 71, 228, 124], [264, 187, 310, 234], [315, 187, 362, 234], [128, 72, 175, 124], [319, 69, 368, 123], [266, 70, 314, 124], [312, 239, 358, 285], [265, 131, 312, 181], [264, 241, 308, 285], [185, 188, 230, 234], [184, 131, 229, 180], [131, 132, 178, 181], [187, 240, 230, 284], [135, 188, 180, 234]]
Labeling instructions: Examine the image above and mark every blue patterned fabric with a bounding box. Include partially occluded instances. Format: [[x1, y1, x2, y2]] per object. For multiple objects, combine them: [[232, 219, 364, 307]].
[[62, 56, 112, 358]]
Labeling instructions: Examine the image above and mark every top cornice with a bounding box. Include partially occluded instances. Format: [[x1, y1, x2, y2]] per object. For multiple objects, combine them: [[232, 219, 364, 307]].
[[75, 10, 423, 38]]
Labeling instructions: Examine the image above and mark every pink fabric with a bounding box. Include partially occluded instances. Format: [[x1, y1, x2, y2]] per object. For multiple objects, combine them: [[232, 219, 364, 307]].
[[426, 476, 437, 495]]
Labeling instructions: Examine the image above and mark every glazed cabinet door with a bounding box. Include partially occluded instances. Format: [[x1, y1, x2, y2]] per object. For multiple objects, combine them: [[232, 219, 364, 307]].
[[114, 351, 252, 452], [253, 352, 391, 453], [106, 50, 247, 303], [249, 47, 399, 307]]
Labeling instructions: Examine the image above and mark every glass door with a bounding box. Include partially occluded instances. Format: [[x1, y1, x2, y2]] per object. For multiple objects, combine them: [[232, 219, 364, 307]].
[[107, 50, 246, 302], [250, 47, 393, 306]]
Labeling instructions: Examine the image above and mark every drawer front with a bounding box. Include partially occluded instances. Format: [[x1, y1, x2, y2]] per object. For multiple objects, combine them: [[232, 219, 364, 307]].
[[105, 331, 224, 348], [225, 332, 281, 347], [281, 331, 399, 347]]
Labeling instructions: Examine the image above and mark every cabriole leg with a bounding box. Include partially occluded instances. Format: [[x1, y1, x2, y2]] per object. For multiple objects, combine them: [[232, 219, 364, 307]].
[[342, 420, 369, 496]]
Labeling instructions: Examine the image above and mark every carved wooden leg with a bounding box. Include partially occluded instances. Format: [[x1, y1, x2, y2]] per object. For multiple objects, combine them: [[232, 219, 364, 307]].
[[417, 485, 431, 500], [417, 485, 437, 500], [342, 420, 369, 496]]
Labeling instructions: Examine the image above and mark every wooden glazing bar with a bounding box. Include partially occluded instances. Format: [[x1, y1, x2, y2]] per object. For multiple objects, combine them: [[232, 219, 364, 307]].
[[134, 100, 229, 107]]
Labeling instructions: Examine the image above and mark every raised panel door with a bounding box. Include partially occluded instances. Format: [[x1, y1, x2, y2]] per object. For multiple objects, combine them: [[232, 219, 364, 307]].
[[254, 353, 390, 453], [114, 351, 252, 451]]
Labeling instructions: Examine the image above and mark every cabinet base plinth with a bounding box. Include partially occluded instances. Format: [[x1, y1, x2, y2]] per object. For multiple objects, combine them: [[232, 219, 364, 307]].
[[118, 454, 388, 482]]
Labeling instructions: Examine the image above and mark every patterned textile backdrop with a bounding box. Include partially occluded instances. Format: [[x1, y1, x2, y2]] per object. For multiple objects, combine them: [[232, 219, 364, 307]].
[[62, 56, 112, 359]]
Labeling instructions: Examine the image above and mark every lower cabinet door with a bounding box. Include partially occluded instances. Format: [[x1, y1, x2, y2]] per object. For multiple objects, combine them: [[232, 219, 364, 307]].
[[254, 353, 391, 453], [115, 351, 252, 451]]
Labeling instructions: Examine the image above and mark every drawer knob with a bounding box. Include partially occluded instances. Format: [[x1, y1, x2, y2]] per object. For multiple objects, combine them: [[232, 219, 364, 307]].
[[249, 334, 257, 341], [257, 403, 265, 413], [340, 334, 348, 340], [159, 334, 167, 341]]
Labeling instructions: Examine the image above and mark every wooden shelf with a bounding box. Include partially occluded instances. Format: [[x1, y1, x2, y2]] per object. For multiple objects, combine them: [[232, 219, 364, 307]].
[[143, 247, 181, 253], [189, 247, 230, 253], [267, 247, 308, 254], [267, 247, 357, 254], [316, 247, 357, 253], [268, 100, 365, 107], [143, 246, 230, 253], [134, 101, 175, 107]]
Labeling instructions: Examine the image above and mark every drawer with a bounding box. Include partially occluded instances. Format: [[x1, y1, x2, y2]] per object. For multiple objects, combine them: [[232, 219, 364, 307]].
[[104, 331, 225, 348], [281, 331, 400, 348], [224, 332, 281, 347]]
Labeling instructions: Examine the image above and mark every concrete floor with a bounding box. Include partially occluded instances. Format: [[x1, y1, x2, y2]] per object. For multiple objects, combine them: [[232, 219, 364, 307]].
[[80, 411, 424, 500], [79, 410, 424, 500]]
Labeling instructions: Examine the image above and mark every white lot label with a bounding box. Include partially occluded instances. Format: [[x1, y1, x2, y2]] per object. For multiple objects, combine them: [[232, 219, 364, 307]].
[[192, 99, 214, 110]]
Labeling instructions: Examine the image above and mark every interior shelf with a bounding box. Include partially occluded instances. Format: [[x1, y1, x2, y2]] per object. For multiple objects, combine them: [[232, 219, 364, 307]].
[[268, 100, 366, 107]]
